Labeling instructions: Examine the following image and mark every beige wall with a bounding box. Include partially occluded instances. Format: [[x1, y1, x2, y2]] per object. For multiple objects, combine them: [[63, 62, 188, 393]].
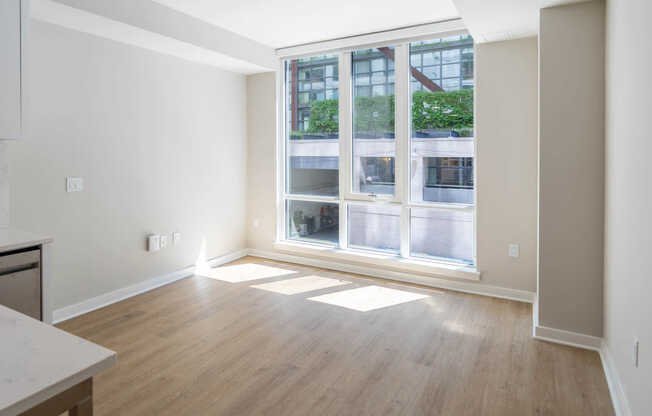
[[475, 37, 538, 292], [604, 0, 652, 414], [538, 1, 605, 337], [247, 37, 539, 294], [9, 21, 248, 311]]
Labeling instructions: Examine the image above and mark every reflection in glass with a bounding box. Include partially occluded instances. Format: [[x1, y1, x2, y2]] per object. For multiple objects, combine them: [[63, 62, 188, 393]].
[[410, 208, 473, 263], [348, 204, 400, 253], [287, 200, 339, 245]]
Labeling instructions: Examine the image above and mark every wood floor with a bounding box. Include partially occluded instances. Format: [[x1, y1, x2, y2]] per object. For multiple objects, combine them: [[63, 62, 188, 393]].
[[57, 256, 614, 416]]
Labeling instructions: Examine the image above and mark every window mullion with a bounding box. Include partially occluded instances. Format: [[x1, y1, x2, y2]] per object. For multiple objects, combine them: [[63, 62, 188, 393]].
[[277, 59, 287, 242], [338, 51, 352, 249], [395, 44, 410, 258]]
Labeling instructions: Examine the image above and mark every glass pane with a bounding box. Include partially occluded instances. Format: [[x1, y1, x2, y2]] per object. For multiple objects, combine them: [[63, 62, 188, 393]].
[[355, 60, 370, 73], [442, 49, 460, 64], [410, 208, 473, 263], [371, 72, 386, 84], [372, 85, 386, 97], [442, 78, 461, 90], [287, 200, 339, 245], [422, 66, 440, 79], [286, 55, 339, 197], [371, 58, 385, 72], [348, 204, 400, 253], [410, 36, 474, 204], [442, 63, 460, 78], [424, 157, 474, 203], [352, 47, 395, 196]]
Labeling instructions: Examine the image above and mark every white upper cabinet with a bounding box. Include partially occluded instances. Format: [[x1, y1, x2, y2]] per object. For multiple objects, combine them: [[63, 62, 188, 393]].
[[0, 0, 27, 140]]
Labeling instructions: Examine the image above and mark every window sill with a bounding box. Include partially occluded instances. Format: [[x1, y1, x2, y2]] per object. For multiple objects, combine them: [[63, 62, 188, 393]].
[[273, 241, 480, 282]]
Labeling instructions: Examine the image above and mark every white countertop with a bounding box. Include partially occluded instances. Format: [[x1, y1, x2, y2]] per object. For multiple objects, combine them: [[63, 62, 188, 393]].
[[0, 305, 116, 416], [0, 228, 53, 253]]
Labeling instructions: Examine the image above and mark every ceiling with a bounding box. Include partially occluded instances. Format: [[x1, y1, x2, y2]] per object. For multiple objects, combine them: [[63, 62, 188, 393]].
[[151, 0, 460, 49]]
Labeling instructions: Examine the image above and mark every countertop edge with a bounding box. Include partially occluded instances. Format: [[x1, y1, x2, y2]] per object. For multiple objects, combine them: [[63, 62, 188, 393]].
[[0, 353, 116, 416], [0, 237, 53, 253]]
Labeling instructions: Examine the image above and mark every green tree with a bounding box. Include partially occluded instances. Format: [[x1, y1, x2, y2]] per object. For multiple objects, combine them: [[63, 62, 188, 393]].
[[307, 99, 338, 134], [411, 89, 473, 131], [301, 89, 474, 135]]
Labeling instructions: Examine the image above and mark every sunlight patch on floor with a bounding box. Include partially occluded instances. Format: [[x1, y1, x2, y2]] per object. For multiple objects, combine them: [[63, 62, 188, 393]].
[[196, 263, 296, 283], [251, 275, 351, 295], [308, 285, 429, 312]]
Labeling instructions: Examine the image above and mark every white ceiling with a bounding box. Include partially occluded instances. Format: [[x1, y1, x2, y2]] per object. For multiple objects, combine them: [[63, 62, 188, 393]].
[[151, 0, 460, 49], [453, 0, 593, 43]]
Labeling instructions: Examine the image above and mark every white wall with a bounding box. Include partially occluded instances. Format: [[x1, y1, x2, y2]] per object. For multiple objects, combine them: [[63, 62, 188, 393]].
[[0, 143, 8, 227], [246, 72, 277, 251], [9, 21, 248, 311], [538, 1, 605, 337], [604, 0, 652, 414], [247, 37, 539, 294]]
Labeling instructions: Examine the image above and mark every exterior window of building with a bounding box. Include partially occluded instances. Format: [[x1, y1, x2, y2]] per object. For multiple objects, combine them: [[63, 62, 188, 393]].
[[352, 47, 396, 196], [284, 54, 340, 245], [281, 32, 475, 265], [409, 36, 475, 263], [348, 204, 401, 253], [287, 200, 339, 245]]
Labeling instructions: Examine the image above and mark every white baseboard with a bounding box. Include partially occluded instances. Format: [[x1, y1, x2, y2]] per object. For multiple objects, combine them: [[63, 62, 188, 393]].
[[599, 341, 632, 416], [533, 324, 602, 351], [247, 248, 536, 303], [52, 249, 248, 324]]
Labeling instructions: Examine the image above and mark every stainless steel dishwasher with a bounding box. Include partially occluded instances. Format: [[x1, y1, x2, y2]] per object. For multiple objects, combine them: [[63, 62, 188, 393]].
[[0, 247, 41, 320]]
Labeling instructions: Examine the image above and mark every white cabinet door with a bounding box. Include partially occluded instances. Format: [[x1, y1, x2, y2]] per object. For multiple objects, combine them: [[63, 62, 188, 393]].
[[0, 0, 22, 140]]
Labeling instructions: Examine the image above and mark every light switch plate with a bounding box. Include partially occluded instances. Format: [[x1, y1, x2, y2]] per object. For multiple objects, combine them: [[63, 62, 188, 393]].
[[173, 232, 181, 245], [66, 177, 84, 192], [508, 244, 520, 258], [147, 235, 160, 252], [160, 234, 168, 249]]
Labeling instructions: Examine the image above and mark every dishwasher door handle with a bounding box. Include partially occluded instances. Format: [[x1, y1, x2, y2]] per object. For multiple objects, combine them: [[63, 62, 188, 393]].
[[0, 262, 39, 277]]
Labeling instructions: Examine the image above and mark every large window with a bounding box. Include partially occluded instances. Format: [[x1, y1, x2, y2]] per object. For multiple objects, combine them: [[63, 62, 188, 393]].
[[352, 47, 396, 196], [281, 34, 475, 266]]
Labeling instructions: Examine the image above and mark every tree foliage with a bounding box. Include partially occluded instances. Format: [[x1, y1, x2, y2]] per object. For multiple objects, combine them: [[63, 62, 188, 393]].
[[411, 89, 473, 130], [306, 99, 339, 134], [352, 95, 395, 135], [300, 89, 473, 136]]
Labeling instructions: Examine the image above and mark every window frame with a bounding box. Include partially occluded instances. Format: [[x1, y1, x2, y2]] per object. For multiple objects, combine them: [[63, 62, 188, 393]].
[[276, 25, 477, 275]]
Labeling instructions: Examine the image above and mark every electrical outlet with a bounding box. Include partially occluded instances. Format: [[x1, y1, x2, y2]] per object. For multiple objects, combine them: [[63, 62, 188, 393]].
[[66, 177, 84, 192], [160, 234, 169, 249], [634, 339, 639, 368], [147, 235, 160, 252], [173, 232, 181, 245], [508, 243, 520, 258]]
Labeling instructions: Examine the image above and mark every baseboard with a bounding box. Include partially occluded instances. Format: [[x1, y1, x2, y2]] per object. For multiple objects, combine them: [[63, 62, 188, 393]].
[[52, 249, 248, 324], [247, 248, 536, 303], [599, 341, 632, 416], [533, 324, 602, 351]]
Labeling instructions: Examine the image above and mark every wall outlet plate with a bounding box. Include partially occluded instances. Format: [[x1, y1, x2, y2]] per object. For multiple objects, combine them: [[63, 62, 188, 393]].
[[66, 177, 84, 192], [160, 234, 169, 249], [147, 235, 160, 252], [508, 243, 520, 258]]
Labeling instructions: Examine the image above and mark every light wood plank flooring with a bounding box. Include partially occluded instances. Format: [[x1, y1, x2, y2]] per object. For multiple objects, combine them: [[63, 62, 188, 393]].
[[57, 256, 614, 415]]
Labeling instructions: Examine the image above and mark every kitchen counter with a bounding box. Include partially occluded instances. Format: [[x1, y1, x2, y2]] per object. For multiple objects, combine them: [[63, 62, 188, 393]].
[[0, 305, 116, 415], [0, 228, 52, 253]]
